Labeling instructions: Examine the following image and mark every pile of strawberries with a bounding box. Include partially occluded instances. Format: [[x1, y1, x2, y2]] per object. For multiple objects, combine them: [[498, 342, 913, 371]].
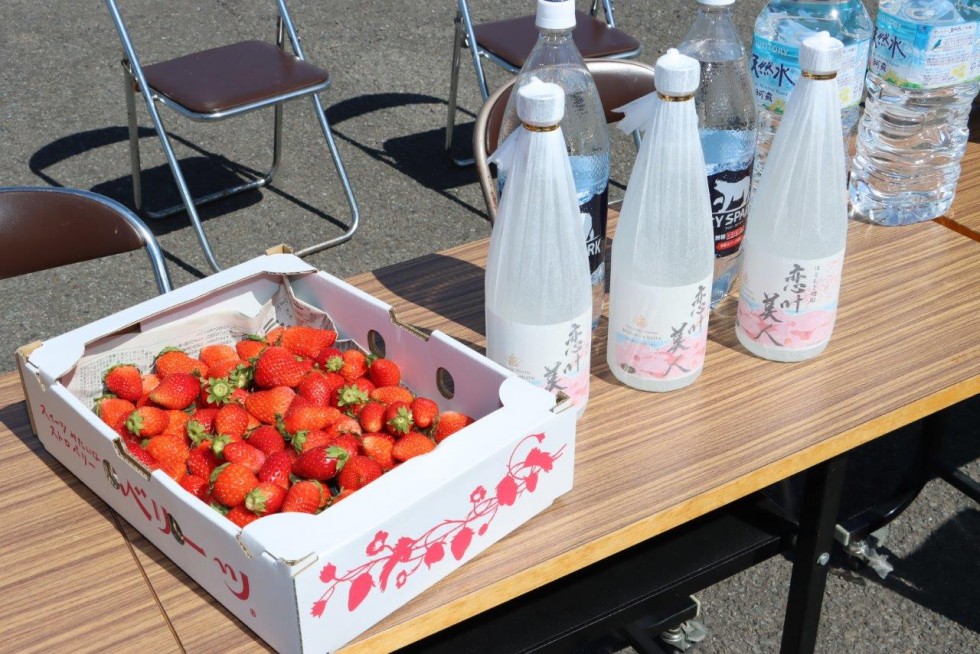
[[94, 325, 474, 527]]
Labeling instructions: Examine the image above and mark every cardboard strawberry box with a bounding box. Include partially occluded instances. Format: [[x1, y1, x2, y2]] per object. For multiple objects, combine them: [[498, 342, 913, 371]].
[[16, 253, 576, 653]]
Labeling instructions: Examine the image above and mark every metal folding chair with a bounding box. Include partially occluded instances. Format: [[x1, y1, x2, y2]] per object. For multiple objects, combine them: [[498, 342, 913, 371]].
[[105, 0, 359, 273], [0, 186, 172, 294], [473, 59, 656, 223], [447, 0, 642, 166]]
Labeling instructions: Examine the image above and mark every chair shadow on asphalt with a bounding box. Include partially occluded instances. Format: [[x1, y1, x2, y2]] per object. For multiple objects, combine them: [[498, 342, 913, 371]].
[[28, 126, 351, 280]]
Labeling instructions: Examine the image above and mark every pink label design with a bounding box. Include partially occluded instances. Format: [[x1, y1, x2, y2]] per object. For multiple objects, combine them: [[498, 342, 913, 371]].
[[310, 433, 565, 617], [737, 250, 844, 350]]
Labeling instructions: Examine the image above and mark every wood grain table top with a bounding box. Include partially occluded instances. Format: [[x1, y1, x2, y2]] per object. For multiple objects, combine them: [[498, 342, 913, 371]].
[[2, 211, 976, 652]]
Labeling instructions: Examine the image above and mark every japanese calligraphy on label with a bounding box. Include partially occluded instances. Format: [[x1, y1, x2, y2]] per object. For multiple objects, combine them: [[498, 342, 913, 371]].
[[607, 275, 712, 383], [870, 11, 980, 89], [736, 249, 844, 352], [486, 308, 591, 411], [752, 35, 870, 114]]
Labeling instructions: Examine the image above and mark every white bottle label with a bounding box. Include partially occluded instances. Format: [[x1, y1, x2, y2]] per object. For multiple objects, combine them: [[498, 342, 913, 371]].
[[486, 308, 592, 410], [871, 12, 980, 89], [608, 276, 711, 382], [736, 249, 844, 351], [752, 35, 870, 114]]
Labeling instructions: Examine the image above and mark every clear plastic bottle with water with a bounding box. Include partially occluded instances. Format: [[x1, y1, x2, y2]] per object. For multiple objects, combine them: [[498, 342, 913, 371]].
[[497, 0, 611, 331], [849, 0, 980, 225], [750, 0, 873, 189], [679, 0, 758, 308]]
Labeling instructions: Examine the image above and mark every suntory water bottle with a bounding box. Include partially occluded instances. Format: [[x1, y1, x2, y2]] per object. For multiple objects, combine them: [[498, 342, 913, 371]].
[[497, 0, 611, 332], [486, 79, 593, 416], [606, 49, 715, 392], [736, 32, 849, 362]]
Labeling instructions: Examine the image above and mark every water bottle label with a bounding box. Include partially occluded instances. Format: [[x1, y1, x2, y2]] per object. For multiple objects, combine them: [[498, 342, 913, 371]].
[[871, 12, 980, 89], [707, 164, 752, 258], [607, 275, 711, 383], [751, 35, 870, 114], [486, 308, 592, 411], [736, 248, 844, 352]]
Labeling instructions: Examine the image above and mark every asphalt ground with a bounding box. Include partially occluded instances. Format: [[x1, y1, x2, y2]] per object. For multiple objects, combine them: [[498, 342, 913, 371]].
[[1, 1, 976, 652]]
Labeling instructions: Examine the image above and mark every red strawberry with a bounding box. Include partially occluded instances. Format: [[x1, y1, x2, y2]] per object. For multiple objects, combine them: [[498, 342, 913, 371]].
[[315, 346, 344, 370], [245, 386, 296, 424], [96, 396, 136, 430], [292, 446, 348, 481], [141, 373, 160, 397], [236, 336, 268, 362], [199, 344, 238, 368], [162, 410, 191, 438], [338, 455, 383, 491], [297, 370, 337, 406], [199, 376, 236, 407], [358, 402, 386, 433], [104, 364, 143, 402], [339, 349, 368, 383], [190, 406, 219, 432], [245, 482, 287, 516], [222, 441, 266, 474], [226, 505, 261, 528], [210, 463, 259, 508], [144, 434, 189, 481], [187, 441, 220, 479], [247, 425, 286, 456], [291, 428, 331, 453], [332, 488, 356, 504], [410, 396, 439, 429], [215, 403, 250, 439], [434, 411, 475, 443], [254, 346, 306, 389], [368, 358, 401, 387], [179, 474, 210, 502], [384, 402, 414, 436], [122, 435, 158, 470], [325, 432, 361, 459], [331, 384, 370, 416], [281, 403, 337, 436], [370, 385, 414, 407], [282, 326, 337, 359], [265, 325, 285, 346], [361, 433, 396, 471], [125, 406, 169, 437], [258, 450, 297, 489], [149, 372, 200, 410], [392, 432, 436, 462], [155, 348, 208, 378], [281, 480, 325, 513], [325, 415, 362, 439]]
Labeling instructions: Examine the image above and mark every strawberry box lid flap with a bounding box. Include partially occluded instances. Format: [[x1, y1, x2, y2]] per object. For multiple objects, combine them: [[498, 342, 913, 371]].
[[26, 254, 316, 380]]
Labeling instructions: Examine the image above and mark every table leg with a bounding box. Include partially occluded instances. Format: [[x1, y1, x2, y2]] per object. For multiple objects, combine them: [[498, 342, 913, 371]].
[[780, 455, 848, 654]]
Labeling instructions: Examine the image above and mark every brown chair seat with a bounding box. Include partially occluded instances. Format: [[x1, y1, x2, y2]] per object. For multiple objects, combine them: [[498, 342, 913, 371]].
[[473, 11, 641, 69], [143, 40, 330, 114]]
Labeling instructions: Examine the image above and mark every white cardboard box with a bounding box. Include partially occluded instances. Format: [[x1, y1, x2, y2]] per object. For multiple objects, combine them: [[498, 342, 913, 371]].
[[16, 254, 577, 653]]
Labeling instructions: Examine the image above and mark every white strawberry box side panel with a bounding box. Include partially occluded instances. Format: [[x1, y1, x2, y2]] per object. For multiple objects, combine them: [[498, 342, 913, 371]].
[[17, 254, 577, 654]]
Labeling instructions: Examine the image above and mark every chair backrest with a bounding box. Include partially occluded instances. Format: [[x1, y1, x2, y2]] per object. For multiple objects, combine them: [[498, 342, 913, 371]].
[[0, 187, 172, 293], [473, 58, 656, 222]]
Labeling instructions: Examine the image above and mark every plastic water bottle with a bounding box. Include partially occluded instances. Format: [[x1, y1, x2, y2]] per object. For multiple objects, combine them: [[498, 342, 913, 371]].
[[678, 0, 758, 308], [849, 0, 980, 225], [750, 0, 873, 189], [486, 80, 593, 416], [736, 32, 849, 362], [497, 0, 611, 331], [607, 50, 715, 392]]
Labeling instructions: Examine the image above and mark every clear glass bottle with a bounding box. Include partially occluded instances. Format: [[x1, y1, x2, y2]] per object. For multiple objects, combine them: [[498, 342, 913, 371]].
[[736, 32, 848, 362], [486, 79, 593, 416], [497, 0, 611, 332], [849, 0, 980, 225], [678, 0, 758, 308], [750, 0, 873, 190], [606, 49, 715, 392]]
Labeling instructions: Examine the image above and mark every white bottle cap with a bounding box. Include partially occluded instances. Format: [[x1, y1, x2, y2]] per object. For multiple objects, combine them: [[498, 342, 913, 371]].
[[800, 31, 844, 75], [517, 78, 565, 126], [536, 0, 576, 30], [654, 48, 701, 96], [697, 0, 735, 6]]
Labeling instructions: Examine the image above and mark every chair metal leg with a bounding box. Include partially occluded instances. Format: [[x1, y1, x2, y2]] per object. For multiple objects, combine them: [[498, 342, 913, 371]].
[[445, 14, 465, 160], [291, 93, 360, 258], [447, 1, 492, 168], [124, 65, 144, 212]]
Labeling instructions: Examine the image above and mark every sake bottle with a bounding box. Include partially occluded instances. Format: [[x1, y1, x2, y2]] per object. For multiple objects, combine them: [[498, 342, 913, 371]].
[[736, 31, 848, 362], [485, 79, 593, 416], [606, 49, 715, 392]]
